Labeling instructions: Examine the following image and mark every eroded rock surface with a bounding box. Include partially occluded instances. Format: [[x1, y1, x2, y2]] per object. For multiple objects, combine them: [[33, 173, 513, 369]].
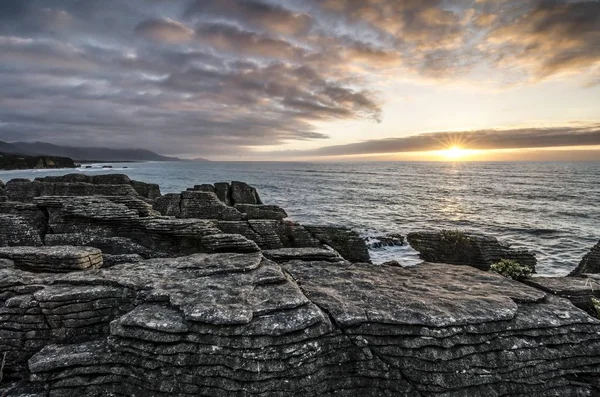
[[2, 174, 597, 395], [0, 255, 599, 396], [304, 225, 371, 263], [407, 230, 537, 271], [0, 246, 103, 272], [5, 174, 160, 202], [0, 174, 370, 263]]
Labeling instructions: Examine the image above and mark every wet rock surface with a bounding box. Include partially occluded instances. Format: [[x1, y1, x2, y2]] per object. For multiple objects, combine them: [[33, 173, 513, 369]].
[[1, 174, 599, 396], [407, 230, 537, 271]]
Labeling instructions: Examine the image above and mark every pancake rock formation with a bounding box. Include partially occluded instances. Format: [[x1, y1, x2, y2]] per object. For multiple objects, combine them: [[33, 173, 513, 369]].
[[0, 174, 599, 396], [407, 230, 537, 271]]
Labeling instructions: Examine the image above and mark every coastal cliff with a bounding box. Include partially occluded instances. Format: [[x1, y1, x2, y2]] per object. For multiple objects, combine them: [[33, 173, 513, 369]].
[[0, 174, 599, 396], [0, 153, 76, 171]]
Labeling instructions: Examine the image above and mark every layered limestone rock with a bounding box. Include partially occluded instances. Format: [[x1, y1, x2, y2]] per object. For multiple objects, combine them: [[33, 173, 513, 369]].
[[407, 230, 537, 271], [1, 254, 599, 396], [305, 225, 371, 263], [153, 191, 244, 220], [0, 174, 370, 263], [0, 246, 103, 272], [569, 240, 600, 276], [187, 181, 262, 206], [524, 276, 600, 315], [5, 174, 160, 202], [0, 201, 47, 247], [262, 247, 342, 263]]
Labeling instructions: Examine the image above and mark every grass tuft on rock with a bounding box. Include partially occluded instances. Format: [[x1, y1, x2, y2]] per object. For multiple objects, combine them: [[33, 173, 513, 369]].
[[592, 297, 600, 319], [490, 259, 533, 280]]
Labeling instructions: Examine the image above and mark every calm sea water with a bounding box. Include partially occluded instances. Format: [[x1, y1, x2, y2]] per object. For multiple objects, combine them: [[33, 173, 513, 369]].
[[2, 161, 599, 276]]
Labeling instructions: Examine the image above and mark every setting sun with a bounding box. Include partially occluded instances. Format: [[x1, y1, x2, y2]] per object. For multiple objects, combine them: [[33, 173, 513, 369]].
[[444, 146, 468, 160]]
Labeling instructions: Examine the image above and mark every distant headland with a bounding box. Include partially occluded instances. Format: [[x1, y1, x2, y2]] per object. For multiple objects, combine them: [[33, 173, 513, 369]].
[[0, 141, 208, 170]]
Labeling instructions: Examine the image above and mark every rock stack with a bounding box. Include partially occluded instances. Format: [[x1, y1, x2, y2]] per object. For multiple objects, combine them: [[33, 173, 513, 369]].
[[0, 175, 368, 263], [1, 174, 599, 396], [407, 230, 537, 271]]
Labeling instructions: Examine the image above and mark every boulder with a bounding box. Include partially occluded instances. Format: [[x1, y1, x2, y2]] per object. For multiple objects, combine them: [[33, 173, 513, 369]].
[[0, 254, 599, 395], [569, 240, 600, 276], [231, 181, 262, 205], [0, 179, 6, 198], [214, 182, 232, 205], [192, 184, 216, 193], [153, 191, 243, 220], [407, 230, 537, 271], [304, 225, 371, 263], [0, 246, 103, 272]]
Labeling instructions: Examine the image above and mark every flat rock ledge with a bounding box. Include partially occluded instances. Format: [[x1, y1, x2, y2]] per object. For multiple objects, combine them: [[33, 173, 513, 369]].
[[0, 246, 103, 272], [1, 253, 600, 396]]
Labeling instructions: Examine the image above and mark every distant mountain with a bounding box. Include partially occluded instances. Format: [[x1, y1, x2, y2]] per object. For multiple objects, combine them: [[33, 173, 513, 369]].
[[191, 157, 210, 162], [0, 141, 180, 162]]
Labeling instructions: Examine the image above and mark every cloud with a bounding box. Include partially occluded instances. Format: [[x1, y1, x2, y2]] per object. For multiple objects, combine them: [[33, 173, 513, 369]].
[[484, 0, 600, 78], [135, 18, 194, 44], [0, 0, 598, 157], [273, 123, 600, 156], [185, 0, 313, 35]]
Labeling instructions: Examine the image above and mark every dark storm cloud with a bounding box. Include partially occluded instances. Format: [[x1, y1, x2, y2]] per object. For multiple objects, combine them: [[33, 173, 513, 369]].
[[0, 0, 598, 156], [276, 124, 600, 156]]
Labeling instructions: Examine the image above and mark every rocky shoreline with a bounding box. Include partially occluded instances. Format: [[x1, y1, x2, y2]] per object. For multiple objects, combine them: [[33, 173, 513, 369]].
[[1, 174, 599, 396]]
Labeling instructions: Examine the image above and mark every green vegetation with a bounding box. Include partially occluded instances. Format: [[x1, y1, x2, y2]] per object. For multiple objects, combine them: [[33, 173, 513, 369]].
[[440, 230, 471, 249], [592, 297, 600, 319], [490, 259, 533, 280], [436, 230, 473, 261]]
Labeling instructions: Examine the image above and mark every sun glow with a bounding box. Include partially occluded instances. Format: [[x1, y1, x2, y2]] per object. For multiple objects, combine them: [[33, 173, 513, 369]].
[[443, 146, 469, 160]]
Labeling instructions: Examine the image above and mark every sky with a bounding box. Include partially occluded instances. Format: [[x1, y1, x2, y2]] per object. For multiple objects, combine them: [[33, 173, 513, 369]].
[[1, 0, 599, 161]]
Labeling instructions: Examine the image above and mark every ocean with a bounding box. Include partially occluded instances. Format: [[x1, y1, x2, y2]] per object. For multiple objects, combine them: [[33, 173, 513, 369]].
[[2, 161, 598, 276]]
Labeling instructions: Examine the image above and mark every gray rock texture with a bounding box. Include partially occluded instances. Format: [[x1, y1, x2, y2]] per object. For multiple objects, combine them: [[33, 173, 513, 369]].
[[0, 175, 370, 263], [524, 276, 600, 315], [153, 191, 244, 220], [305, 225, 371, 263], [0, 256, 599, 396], [569, 240, 600, 276], [407, 230, 537, 271], [0, 246, 103, 272], [0, 175, 599, 395], [5, 174, 160, 202]]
